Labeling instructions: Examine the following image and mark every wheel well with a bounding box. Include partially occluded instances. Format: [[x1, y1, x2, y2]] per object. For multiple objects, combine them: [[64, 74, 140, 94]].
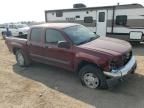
[[77, 60, 98, 72], [13, 48, 20, 54]]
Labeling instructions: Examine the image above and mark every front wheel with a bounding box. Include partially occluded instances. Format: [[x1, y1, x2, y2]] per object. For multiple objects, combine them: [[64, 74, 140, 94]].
[[130, 41, 140, 45], [79, 65, 108, 89]]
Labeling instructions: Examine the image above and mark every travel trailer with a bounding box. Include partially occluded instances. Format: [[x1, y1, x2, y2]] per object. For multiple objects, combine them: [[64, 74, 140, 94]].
[[45, 3, 144, 43]]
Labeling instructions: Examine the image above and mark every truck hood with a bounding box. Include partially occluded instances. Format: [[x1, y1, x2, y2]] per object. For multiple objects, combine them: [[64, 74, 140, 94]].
[[78, 37, 132, 56]]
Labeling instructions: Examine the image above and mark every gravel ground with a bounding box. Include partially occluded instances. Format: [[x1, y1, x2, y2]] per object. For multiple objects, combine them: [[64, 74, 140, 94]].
[[0, 36, 144, 108], [0, 37, 94, 108]]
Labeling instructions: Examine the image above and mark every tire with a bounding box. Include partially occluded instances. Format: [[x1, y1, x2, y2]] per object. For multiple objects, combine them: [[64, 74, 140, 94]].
[[131, 64, 137, 74], [130, 41, 140, 45], [79, 65, 108, 89], [131, 70, 135, 74], [15, 50, 31, 67]]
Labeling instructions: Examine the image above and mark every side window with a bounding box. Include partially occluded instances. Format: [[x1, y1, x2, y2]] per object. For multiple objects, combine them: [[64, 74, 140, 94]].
[[46, 29, 65, 44], [84, 16, 93, 23], [99, 12, 105, 22], [56, 11, 63, 17], [116, 15, 127, 25], [13, 25, 17, 29], [30, 28, 42, 42]]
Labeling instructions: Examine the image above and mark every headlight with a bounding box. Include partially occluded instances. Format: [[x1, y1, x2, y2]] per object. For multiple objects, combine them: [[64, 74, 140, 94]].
[[122, 51, 132, 64], [109, 60, 118, 71]]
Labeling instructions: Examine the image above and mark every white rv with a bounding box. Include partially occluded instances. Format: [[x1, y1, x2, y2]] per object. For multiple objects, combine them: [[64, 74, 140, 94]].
[[45, 3, 144, 43]]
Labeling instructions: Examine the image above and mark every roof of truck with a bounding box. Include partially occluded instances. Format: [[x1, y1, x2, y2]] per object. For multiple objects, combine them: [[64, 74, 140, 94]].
[[32, 23, 80, 29]]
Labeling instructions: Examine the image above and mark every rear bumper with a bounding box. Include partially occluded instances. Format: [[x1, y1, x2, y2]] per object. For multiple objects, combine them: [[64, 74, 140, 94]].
[[104, 56, 136, 78]]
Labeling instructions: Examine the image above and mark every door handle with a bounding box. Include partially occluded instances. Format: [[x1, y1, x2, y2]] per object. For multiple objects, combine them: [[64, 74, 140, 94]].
[[44, 45, 52, 48], [45, 45, 49, 48]]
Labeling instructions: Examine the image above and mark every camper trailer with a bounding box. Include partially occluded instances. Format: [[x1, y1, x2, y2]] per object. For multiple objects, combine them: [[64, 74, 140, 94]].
[[45, 3, 144, 43]]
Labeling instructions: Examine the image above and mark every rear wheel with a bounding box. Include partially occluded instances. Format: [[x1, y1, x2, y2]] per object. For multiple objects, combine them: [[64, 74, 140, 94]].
[[79, 65, 108, 89], [15, 50, 31, 67]]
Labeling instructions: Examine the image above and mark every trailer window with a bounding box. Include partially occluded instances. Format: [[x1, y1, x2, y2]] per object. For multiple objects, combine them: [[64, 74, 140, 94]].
[[56, 11, 63, 17], [30, 28, 42, 42], [116, 15, 127, 25], [84, 16, 93, 23], [45, 29, 65, 44], [98, 12, 105, 22], [76, 15, 80, 18]]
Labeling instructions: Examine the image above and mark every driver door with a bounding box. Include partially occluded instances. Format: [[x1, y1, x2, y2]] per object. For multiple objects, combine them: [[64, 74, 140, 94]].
[[44, 29, 74, 71]]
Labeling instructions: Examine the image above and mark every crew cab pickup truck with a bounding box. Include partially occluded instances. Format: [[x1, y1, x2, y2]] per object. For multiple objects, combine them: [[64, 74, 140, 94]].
[[5, 23, 137, 89]]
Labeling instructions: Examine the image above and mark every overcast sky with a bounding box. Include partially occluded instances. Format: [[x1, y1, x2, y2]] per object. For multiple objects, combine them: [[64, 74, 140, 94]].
[[0, 0, 143, 23]]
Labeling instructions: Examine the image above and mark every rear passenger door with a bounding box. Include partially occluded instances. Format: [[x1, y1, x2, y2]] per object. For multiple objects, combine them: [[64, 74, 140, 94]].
[[44, 29, 74, 71], [28, 28, 44, 62]]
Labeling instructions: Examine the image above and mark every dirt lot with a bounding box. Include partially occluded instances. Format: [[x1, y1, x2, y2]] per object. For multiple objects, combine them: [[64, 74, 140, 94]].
[[0, 36, 144, 108]]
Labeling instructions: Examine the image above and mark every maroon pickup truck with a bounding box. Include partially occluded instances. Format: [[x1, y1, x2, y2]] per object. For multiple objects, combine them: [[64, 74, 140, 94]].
[[5, 23, 137, 89]]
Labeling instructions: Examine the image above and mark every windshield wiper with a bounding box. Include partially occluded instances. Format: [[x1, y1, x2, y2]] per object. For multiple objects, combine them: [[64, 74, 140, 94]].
[[88, 36, 97, 42], [77, 36, 98, 45], [77, 40, 89, 45]]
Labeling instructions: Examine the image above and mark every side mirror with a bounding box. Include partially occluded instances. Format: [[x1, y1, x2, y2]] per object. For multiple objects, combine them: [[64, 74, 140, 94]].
[[57, 41, 71, 49]]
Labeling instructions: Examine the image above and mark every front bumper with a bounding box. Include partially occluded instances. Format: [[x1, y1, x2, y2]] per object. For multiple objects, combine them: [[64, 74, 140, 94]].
[[104, 56, 136, 78]]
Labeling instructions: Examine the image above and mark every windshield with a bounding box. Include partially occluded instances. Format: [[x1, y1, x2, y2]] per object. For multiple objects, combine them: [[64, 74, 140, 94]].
[[63, 25, 99, 45], [16, 24, 28, 28]]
